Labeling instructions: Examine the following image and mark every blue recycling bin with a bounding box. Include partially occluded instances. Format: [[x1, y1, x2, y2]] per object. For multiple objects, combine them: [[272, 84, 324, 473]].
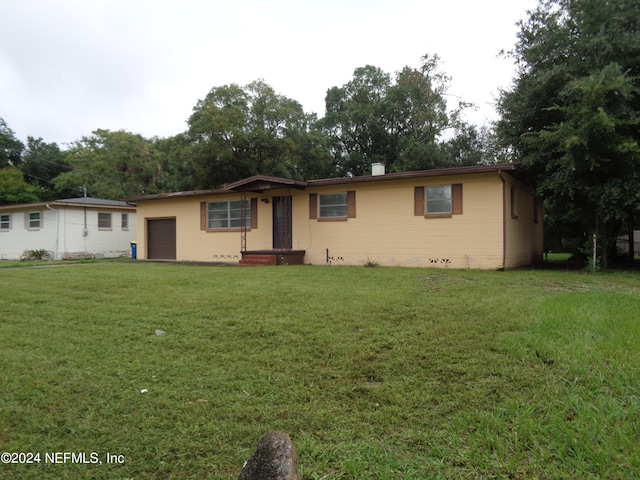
[[130, 241, 137, 259]]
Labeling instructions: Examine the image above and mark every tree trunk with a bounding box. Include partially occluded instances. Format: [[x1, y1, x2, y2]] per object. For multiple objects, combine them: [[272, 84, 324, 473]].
[[596, 215, 609, 270], [629, 214, 635, 260]]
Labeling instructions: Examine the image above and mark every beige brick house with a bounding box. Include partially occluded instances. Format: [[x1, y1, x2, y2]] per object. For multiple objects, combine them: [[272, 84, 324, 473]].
[[131, 163, 543, 269]]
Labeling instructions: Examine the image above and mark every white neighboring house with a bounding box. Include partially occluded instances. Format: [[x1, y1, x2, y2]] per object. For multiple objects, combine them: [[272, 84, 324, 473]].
[[0, 197, 137, 260]]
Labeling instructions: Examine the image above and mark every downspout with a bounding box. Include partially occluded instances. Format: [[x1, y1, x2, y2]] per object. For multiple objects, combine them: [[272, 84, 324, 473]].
[[498, 171, 507, 270], [45, 204, 59, 260], [82, 185, 88, 237]]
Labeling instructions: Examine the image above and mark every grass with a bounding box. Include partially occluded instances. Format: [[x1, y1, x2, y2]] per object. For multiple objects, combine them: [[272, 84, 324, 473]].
[[0, 263, 638, 479]]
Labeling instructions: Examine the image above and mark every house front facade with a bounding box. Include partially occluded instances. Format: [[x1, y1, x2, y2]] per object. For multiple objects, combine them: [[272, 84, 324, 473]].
[[132, 164, 543, 269], [0, 198, 137, 260]]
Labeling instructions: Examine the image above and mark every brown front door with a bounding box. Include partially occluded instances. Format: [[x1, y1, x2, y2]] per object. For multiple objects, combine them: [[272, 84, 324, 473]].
[[272, 196, 292, 249]]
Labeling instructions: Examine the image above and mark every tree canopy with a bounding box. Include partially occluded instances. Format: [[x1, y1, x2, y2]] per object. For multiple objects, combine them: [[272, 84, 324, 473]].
[[0, 118, 24, 169], [497, 0, 640, 265], [322, 55, 476, 176], [186, 80, 333, 187]]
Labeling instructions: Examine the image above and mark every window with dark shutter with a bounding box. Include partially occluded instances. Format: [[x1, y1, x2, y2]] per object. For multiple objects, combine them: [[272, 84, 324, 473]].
[[416, 184, 463, 218]]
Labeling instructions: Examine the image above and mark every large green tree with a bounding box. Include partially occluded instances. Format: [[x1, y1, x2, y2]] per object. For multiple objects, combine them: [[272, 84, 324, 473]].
[[497, 0, 640, 266], [323, 55, 471, 176], [0, 118, 24, 168], [53, 129, 163, 199], [20, 137, 72, 199], [0, 168, 39, 205], [187, 80, 332, 187]]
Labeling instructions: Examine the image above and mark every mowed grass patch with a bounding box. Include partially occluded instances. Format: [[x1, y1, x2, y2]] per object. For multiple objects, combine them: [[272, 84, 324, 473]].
[[0, 263, 638, 479]]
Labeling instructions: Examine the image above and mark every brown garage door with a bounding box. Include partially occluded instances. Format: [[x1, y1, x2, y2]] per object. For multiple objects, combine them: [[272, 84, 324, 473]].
[[147, 218, 176, 260]]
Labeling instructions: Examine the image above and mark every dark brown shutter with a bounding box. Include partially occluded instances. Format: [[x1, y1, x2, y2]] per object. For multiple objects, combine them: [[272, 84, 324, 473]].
[[452, 184, 463, 215], [309, 194, 317, 219], [250, 198, 258, 229], [414, 186, 424, 216], [200, 202, 207, 230], [347, 191, 356, 218]]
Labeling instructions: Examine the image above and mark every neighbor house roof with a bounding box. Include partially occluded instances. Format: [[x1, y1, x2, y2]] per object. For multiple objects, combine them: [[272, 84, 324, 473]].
[[0, 197, 136, 211], [131, 163, 521, 202]]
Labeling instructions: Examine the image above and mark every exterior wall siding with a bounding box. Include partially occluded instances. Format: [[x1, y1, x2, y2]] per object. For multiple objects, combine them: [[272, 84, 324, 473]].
[[298, 174, 505, 269], [502, 177, 545, 269], [0, 205, 136, 260], [135, 171, 539, 270]]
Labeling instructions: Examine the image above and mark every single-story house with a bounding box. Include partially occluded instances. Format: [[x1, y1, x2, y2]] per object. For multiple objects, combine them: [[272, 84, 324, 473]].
[[131, 163, 543, 269], [0, 197, 137, 260], [134, 164, 543, 269]]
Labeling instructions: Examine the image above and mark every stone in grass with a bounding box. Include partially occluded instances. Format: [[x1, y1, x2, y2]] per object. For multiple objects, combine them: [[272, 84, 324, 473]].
[[237, 432, 300, 480]]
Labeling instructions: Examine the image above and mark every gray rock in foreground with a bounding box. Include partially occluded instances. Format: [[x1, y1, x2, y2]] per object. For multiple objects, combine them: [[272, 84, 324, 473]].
[[237, 432, 300, 480]]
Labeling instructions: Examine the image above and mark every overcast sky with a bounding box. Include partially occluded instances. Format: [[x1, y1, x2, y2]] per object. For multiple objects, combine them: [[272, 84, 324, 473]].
[[0, 0, 537, 147]]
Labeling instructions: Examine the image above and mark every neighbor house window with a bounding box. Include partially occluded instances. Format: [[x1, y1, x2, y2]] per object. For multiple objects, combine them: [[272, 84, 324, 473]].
[[208, 200, 251, 229], [0, 214, 10, 231], [28, 211, 41, 230], [414, 184, 462, 217], [511, 187, 518, 219], [98, 212, 112, 229], [121, 213, 129, 230]]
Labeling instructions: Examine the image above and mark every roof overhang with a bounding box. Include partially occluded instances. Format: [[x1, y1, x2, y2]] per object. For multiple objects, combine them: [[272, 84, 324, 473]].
[[224, 175, 308, 193]]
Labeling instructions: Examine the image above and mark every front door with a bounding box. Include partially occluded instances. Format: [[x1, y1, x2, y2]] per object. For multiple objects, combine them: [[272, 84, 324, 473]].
[[272, 196, 292, 249]]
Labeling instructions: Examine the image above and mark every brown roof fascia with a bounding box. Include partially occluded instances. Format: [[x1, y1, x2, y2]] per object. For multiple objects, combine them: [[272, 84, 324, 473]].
[[307, 163, 520, 187], [130, 163, 521, 202], [129, 188, 231, 202]]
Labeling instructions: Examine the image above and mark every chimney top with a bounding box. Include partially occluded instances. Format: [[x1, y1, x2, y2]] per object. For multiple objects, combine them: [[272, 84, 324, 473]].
[[371, 163, 385, 176]]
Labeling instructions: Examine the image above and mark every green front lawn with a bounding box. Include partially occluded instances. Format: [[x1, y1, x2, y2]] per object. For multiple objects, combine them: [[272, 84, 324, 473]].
[[1, 263, 638, 479]]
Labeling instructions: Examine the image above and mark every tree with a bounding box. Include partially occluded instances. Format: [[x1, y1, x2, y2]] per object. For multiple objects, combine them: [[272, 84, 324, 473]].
[[20, 137, 72, 199], [440, 123, 502, 167], [0, 118, 24, 168], [53, 129, 163, 199], [497, 0, 640, 266], [0, 168, 39, 205], [323, 65, 396, 176], [323, 55, 471, 175], [187, 80, 330, 186]]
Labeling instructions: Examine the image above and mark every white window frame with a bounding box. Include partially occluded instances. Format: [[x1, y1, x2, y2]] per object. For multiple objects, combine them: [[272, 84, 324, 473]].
[[319, 192, 348, 219], [0, 214, 10, 231], [98, 212, 112, 230], [425, 185, 452, 215], [28, 211, 41, 230], [207, 200, 250, 229], [121, 213, 129, 230]]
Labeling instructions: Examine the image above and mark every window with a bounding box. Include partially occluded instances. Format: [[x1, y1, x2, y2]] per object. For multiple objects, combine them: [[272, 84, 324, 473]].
[[28, 211, 41, 229], [0, 214, 10, 231], [414, 184, 462, 217], [510, 187, 518, 219], [98, 212, 112, 229], [121, 213, 129, 230], [426, 186, 452, 214], [320, 193, 348, 218], [208, 200, 251, 229], [309, 191, 356, 220]]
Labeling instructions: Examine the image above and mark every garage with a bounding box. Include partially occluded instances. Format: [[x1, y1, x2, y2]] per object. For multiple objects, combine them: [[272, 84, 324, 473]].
[[147, 218, 176, 260]]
